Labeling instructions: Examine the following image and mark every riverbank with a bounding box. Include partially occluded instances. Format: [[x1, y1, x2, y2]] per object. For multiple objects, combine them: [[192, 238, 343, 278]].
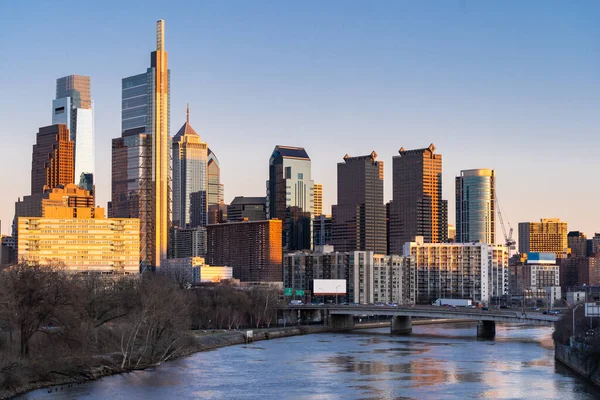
[[4, 319, 472, 399], [555, 342, 600, 387], [1, 325, 329, 399]]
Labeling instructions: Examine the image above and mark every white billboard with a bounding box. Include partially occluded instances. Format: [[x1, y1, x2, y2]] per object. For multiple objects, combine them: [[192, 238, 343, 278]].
[[313, 279, 346, 295], [585, 302, 600, 317]]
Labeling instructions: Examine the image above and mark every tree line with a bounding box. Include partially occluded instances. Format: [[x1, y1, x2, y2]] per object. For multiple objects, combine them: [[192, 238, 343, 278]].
[[0, 263, 282, 395]]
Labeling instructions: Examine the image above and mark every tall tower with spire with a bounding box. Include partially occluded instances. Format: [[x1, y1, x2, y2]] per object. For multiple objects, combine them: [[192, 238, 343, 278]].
[[172, 105, 209, 228], [110, 20, 171, 269], [151, 19, 170, 267]]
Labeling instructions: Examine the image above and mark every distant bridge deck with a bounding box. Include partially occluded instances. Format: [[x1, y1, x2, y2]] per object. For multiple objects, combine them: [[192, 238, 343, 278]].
[[285, 305, 559, 326]]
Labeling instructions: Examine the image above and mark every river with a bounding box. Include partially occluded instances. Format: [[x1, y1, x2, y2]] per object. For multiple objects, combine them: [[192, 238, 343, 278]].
[[19, 323, 600, 399]]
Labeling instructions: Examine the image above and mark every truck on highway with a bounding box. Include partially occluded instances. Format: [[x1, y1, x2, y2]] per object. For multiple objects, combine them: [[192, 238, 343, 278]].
[[433, 298, 472, 307]]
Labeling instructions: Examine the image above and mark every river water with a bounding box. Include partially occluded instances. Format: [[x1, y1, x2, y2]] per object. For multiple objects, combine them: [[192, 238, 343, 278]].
[[20, 323, 600, 400]]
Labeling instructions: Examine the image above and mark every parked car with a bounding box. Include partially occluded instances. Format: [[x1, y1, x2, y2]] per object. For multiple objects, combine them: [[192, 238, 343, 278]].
[[530, 307, 540, 311], [481, 307, 489, 311]]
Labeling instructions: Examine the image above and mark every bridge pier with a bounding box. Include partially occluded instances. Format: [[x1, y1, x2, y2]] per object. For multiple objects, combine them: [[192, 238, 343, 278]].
[[391, 316, 412, 334], [329, 314, 354, 331], [477, 321, 495, 338]]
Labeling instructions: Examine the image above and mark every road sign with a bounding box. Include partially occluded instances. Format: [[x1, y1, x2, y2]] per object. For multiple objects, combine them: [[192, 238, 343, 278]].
[[284, 288, 293, 296], [295, 290, 305, 296]]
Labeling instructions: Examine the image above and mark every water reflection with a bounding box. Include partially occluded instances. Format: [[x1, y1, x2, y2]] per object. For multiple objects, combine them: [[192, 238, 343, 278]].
[[20, 323, 600, 400]]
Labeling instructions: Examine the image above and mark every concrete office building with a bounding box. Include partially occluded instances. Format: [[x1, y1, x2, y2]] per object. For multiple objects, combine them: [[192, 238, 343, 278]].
[[206, 220, 283, 283], [313, 183, 323, 217], [110, 20, 171, 268], [169, 226, 207, 258], [403, 236, 508, 305], [283, 248, 415, 305], [52, 75, 95, 190], [207, 149, 225, 224], [455, 169, 495, 244], [332, 152, 386, 254], [510, 253, 561, 306], [227, 197, 266, 221], [266, 145, 314, 250], [390, 144, 447, 254], [518, 218, 568, 258], [172, 106, 208, 228], [17, 204, 140, 274], [31, 124, 74, 194]]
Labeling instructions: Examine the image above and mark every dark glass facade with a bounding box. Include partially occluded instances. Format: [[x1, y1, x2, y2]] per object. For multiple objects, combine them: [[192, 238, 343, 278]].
[[455, 169, 495, 244], [332, 152, 386, 254]]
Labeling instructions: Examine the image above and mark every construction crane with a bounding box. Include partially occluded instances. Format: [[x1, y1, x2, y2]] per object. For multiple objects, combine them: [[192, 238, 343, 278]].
[[495, 190, 516, 250]]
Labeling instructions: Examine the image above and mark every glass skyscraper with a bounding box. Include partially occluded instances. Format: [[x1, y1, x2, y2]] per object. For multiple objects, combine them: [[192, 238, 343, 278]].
[[172, 106, 208, 228], [266, 145, 314, 250], [207, 149, 225, 224], [52, 75, 94, 190], [455, 169, 496, 244], [110, 20, 171, 268]]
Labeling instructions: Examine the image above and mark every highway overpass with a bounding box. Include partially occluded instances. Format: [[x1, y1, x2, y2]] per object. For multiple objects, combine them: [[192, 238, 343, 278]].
[[284, 305, 559, 338]]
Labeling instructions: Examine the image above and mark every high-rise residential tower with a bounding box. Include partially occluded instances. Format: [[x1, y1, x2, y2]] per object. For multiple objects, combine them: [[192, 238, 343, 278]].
[[207, 148, 225, 224], [518, 218, 568, 258], [110, 20, 170, 268], [313, 183, 323, 216], [52, 75, 94, 190], [455, 169, 496, 244], [389, 144, 447, 254], [567, 231, 587, 258], [172, 106, 208, 228], [31, 124, 74, 194], [266, 145, 315, 250], [331, 152, 386, 254]]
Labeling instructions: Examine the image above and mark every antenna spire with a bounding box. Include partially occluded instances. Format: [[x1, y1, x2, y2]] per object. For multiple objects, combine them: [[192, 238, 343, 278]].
[[186, 104, 189, 123]]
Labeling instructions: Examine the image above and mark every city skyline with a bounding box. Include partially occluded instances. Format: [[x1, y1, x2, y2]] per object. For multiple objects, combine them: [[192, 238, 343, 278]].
[[2, 2, 600, 241]]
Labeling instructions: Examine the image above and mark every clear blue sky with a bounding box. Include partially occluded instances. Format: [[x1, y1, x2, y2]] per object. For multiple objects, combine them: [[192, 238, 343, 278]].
[[1, 1, 599, 241]]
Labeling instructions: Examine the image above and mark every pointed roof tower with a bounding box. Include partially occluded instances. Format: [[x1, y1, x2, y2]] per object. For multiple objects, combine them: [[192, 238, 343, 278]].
[[174, 104, 199, 138]]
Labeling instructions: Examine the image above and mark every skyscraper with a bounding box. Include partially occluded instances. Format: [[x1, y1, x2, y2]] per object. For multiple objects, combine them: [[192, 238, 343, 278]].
[[207, 148, 225, 224], [31, 124, 74, 194], [455, 169, 496, 244], [313, 183, 323, 216], [172, 106, 208, 228], [52, 75, 94, 190], [207, 219, 283, 283], [389, 144, 447, 254], [110, 20, 170, 268], [332, 152, 386, 254], [266, 146, 314, 250], [518, 218, 568, 258]]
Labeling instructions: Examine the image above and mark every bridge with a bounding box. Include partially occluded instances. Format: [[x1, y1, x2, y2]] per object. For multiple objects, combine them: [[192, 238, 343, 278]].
[[285, 305, 559, 338]]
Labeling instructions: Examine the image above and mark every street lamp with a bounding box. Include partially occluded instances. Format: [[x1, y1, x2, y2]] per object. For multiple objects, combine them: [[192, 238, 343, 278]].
[[573, 304, 581, 339]]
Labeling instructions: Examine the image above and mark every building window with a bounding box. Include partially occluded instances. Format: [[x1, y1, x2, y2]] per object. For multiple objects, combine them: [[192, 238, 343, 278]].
[[285, 167, 291, 179], [298, 173, 303, 180]]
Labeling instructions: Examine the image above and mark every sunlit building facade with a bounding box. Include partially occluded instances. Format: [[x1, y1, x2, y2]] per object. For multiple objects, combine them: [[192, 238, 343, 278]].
[[313, 183, 323, 216], [17, 214, 140, 274], [172, 107, 208, 228], [455, 169, 495, 244], [52, 75, 95, 189], [206, 219, 283, 283], [31, 124, 74, 194], [110, 20, 171, 268], [390, 144, 447, 254], [404, 236, 508, 304], [518, 218, 568, 258]]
